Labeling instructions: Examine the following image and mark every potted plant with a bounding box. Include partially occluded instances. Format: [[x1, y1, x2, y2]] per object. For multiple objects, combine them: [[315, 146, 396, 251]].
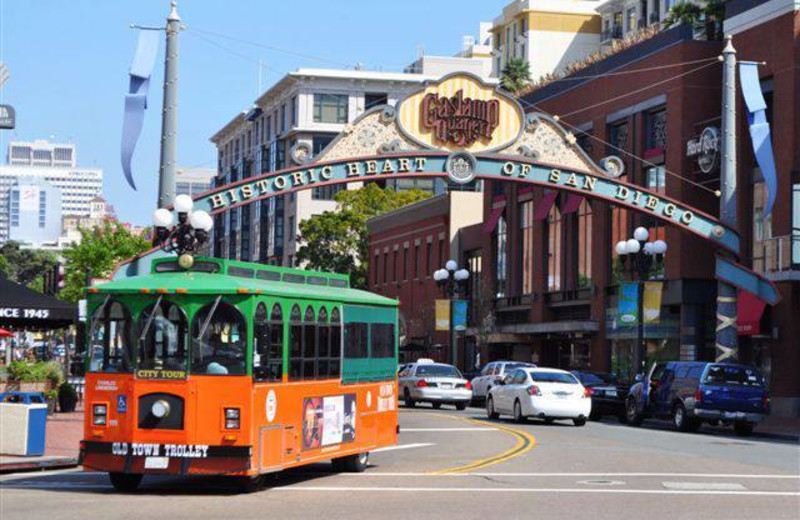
[[58, 382, 78, 413], [45, 389, 58, 414]]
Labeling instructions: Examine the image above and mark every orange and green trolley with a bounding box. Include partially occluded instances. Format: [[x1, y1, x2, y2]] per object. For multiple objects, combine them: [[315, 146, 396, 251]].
[[79, 256, 398, 491]]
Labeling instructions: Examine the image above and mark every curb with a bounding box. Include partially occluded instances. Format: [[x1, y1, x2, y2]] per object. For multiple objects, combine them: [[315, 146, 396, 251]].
[[0, 457, 79, 475]]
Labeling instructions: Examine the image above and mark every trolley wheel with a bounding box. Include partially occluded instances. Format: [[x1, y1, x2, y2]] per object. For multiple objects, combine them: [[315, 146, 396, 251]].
[[109, 472, 143, 492], [332, 452, 369, 473], [234, 475, 265, 493]]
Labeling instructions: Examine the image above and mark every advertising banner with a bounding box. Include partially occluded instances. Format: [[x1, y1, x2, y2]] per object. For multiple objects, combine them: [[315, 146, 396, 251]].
[[435, 299, 450, 331], [617, 281, 639, 327], [302, 394, 356, 451], [643, 281, 663, 324], [453, 300, 468, 331]]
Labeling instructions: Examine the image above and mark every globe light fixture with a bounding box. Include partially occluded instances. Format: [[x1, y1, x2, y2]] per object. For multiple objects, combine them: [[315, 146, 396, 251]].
[[626, 238, 641, 254], [151, 199, 215, 259], [652, 239, 667, 255], [153, 208, 173, 229], [174, 194, 194, 214], [633, 226, 650, 242], [454, 269, 470, 281], [615, 240, 628, 256], [445, 259, 458, 272]]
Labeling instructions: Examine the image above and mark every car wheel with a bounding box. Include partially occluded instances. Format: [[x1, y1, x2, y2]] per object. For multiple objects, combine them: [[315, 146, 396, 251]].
[[573, 417, 587, 427], [513, 400, 525, 423], [672, 402, 698, 432], [455, 402, 467, 411], [432, 402, 442, 409], [109, 472, 143, 492], [486, 396, 499, 420], [404, 389, 415, 408], [626, 397, 643, 426], [734, 422, 754, 437], [333, 452, 369, 473]]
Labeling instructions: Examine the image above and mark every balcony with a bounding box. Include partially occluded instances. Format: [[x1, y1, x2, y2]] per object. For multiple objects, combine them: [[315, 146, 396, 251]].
[[601, 25, 623, 42], [754, 234, 800, 282], [649, 12, 661, 25], [494, 295, 533, 326]]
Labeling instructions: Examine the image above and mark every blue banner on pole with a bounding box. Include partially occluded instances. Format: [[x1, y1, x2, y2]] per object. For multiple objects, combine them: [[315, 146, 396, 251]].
[[453, 300, 468, 331], [740, 61, 778, 219], [120, 29, 160, 191], [617, 282, 639, 327]]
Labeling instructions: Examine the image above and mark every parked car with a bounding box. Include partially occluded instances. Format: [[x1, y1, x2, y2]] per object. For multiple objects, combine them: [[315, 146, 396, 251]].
[[486, 367, 591, 426], [471, 361, 537, 404], [398, 361, 472, 410], [571, 370, 630, 422], [626, 361, 769, 436]]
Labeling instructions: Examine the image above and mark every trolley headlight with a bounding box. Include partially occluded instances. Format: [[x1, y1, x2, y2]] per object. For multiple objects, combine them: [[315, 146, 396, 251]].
[[151, 400, 171, 419], [224, 407, 240, 429], [92, 403, 107, 426]]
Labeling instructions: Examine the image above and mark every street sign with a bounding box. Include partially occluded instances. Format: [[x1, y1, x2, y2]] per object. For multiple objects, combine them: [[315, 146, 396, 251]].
[[0, 104, 15, 129]]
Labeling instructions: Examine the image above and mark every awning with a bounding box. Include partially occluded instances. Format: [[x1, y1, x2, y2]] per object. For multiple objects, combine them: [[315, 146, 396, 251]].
[[0, 277, 76, 329], [483, 206, 505, 234], [560, 193, 584, 214], [533, 191, 558, 220], [737, 289, 766, 336]]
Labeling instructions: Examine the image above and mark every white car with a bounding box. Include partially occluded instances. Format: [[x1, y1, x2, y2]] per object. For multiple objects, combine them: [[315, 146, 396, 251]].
[[470, 361, 536, 403], [398, 361, 473, 410], [486, 367, 591, 426]]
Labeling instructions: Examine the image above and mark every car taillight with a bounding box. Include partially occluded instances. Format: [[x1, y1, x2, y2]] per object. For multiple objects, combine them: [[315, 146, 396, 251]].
[[465, 381, 472, 390], [583, 387, 593, 398], [526, 385, 541, 396], [92, 403, 107, 426], [650, 380, 660, 389], [224, 407, 240, 429], [763, 393, 770, 410], [416, 380, 428, 388], [694, 389, 702, 403]]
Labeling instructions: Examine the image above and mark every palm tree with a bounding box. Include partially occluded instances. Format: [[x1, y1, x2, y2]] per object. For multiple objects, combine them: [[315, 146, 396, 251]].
[[663, 1, 703, 29], [501, 58, 531, 95]]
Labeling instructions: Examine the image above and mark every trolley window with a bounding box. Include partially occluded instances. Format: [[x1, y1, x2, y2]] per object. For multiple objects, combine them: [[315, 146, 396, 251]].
[[254, 303, 283, 381], [137, 299, 187, 372], [289, 304, 303, 379], [370, 323, 395, 358], [88, 300, 133, 373], [191, 300, 247, 375], [303, 306, 316, 379], [330, 307, 341, 377]]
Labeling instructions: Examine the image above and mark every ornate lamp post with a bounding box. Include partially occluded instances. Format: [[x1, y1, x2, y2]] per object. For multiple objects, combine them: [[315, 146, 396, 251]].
[[615, 226, 667, 381], [433, 260, 470, 369], [152, 194, 213, 268]]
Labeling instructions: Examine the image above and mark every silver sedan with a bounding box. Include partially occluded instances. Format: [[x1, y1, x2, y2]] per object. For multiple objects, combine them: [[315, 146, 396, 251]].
[[398, 362, 473, 410]]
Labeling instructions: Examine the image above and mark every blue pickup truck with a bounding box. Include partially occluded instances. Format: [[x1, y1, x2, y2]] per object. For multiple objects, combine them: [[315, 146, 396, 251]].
[[625, 361, 769, 436]]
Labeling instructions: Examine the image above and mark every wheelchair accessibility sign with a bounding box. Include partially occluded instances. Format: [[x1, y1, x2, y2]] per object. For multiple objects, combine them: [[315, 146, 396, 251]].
[[117, 395, 127, 413]]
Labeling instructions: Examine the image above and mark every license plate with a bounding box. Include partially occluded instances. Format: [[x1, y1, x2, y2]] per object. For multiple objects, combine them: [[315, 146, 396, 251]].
[[144, 457, 169, 469], [606, 390, 617, 397], [554, 392, 570, 398], [723, 412, 745, 419], [440, 383, 452, 389]]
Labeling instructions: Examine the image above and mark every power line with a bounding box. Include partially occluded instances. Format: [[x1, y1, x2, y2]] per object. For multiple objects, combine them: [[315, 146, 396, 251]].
[[185, 30, 286, 77], [531, 56, 719, 86], [188, 26, 352, 69]]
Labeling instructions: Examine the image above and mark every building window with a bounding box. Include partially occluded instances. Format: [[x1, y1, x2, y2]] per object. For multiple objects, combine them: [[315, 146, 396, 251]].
[[365, 93, 388, 110], [280, 104, 286, 133], [288, 216, 295, 240], [403, 247, 409, 281], [495, 216, 507, 297], [609, 120, 629, 156], [465, 249, 483, 320], [313, 135, 335, 156], [313, 94, 348, 124], [393, 249, 398, 282], [625, 7, 636, 33], [312, 184, 345, 200], [414, 244, 421, 279], [576, 131, 593, 157], [611, 207, 630, 281], [646, 166, 666, 193], [373, 252, 380, 286], [290, 96, 297, 127], [547, 205, 562, 292], [577, 200, 593, 288], [646, 108, 667, 152], [426, 240, 433, 276], [520, 200, 534, 295], [383, 252, 388, 284], [752, 180, 773, 273], [438, 237, 445, 270]]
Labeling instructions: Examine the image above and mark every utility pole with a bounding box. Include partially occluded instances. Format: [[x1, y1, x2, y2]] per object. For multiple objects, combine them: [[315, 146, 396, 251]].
[[716, 35, 738, 362], [157, 1, 181, 209]]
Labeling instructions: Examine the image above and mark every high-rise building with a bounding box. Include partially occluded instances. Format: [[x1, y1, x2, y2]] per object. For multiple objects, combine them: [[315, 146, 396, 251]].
[[175, 168, 216, 197], [7, 177, 62, 247], [0, 140, 103, 243]]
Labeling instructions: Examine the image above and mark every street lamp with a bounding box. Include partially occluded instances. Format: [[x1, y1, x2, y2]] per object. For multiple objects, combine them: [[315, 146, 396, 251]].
[[434, 260, 470, 369], [615, 226, 668, 381], [152, 194, 214, 268]]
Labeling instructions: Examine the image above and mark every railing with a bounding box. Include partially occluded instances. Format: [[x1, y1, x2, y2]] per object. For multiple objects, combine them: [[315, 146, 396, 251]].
[[753, 234, 800, 278], [601, 26, 624, 42], [649, 12, 660, 25]]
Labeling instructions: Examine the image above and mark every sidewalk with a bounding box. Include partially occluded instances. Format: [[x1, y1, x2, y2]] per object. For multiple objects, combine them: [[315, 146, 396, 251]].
[[0, 405, 83, 474], [757, 415, 800, 441]]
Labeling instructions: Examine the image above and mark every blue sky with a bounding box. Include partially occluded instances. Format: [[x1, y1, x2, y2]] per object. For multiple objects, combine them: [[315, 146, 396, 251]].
[[0, 0, 503, 225]]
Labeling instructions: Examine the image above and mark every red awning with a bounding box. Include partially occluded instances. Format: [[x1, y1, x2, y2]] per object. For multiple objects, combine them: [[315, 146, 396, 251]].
[[533, 191, 559, 220], [737, 289, 767, 336], [483, 206, 505, 234], [560, 193, 584, 214], [0, 328, 13, 338]]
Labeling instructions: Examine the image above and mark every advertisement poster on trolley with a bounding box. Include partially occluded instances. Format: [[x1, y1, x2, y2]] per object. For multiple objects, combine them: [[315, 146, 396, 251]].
[[303, 394, 356, 450]]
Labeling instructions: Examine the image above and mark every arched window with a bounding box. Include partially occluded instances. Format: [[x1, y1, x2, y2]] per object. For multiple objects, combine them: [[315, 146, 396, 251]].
[[577, 199, 593, 288], [317, 307, 329, 378], [289, 304, 302, 379], [254, 302, 283, 382], [269, 304, 284, 380], [137, 300, 187, 372], [88, 300, 132, 373], [303, 306, 316, 379], [190, 301, 247, 375], [495, 216, 507, 297], [330, 308, 341, 377], [547, 204, 562, 292]]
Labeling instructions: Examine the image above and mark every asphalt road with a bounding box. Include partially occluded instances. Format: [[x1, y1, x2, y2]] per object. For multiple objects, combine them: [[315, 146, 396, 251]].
[[1, 406, 798, 520]]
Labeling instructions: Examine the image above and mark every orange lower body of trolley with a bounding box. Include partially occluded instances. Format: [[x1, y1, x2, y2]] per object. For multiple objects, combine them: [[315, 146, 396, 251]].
[[80, 373, 398, 488]]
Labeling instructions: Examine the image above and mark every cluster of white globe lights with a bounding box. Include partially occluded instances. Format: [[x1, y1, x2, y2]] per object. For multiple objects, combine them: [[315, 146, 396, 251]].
[[152, 195, 214, 267], [615, 226, 668, 257], [433, 260, 470, 283], [152, 194, 214, 232]]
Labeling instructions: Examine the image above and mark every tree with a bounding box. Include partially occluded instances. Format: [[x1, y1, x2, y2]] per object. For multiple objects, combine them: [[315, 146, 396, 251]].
[[295, 184, 431, 289], [0, 241, 57, 287], [60, 221, 151, 303], [501, 57, 532, 95], [663, 1, 703, 29]]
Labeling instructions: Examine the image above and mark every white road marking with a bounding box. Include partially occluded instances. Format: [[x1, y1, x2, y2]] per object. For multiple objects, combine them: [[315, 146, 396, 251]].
[[663, 482, 748, 491], [337, 472, 800, 479], [401, 428, 495, 432], [371, 443, 435, 453], [272, 485, 800, 497]]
